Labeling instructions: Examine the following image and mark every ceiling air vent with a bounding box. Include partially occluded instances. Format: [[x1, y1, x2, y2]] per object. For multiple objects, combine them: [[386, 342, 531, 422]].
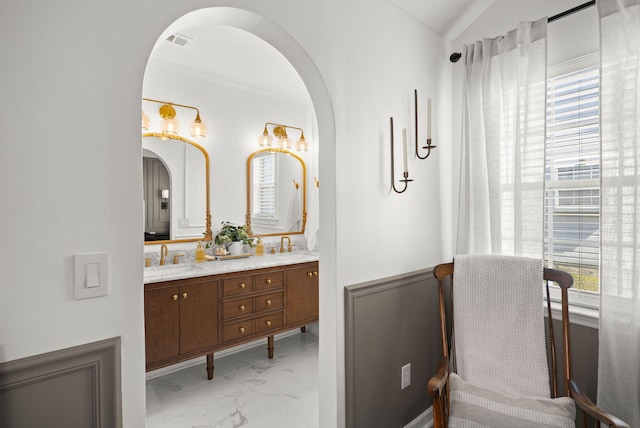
[[165, 33, 191, 47]]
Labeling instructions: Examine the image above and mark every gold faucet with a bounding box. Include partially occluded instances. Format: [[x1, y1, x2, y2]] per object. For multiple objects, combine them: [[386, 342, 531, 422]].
[[160, 244, 168, 266], [280, 236, 293, 253]]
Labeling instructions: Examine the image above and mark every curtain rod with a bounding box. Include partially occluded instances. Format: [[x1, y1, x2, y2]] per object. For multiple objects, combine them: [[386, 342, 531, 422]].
[[449, 0, 596, 63]]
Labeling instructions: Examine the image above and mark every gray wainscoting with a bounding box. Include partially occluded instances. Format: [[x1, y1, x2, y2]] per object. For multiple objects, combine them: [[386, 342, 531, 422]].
[[345, 267, 601, 428], [549, 319, 599, 427], [345, 268, 442, 428], [0, 337, 121, 428]]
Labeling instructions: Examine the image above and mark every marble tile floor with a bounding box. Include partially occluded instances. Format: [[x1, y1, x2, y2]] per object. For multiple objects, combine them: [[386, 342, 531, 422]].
[[146, 332, 319, 428]]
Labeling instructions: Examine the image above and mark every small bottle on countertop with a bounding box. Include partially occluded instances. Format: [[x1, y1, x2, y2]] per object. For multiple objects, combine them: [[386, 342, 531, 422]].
[[195, 241, 206, 263], [255, 238, 264, 256]]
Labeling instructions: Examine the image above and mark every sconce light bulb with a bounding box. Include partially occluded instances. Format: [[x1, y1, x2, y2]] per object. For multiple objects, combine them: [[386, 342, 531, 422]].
[[295, 132, 308, 152], [161, 117, 180, 135], [141, 110, 150, 130], [190, 116, 207, 138], [258, 127, 273, 147], [280, 137, 292, 150]]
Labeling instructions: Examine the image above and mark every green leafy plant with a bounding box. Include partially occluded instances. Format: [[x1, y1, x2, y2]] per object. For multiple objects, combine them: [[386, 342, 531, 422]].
[[214, 221, 255, 247]]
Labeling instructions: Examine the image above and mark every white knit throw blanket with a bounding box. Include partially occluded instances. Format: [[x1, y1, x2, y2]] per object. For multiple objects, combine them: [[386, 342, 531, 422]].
[[453, 254, 550, 398]]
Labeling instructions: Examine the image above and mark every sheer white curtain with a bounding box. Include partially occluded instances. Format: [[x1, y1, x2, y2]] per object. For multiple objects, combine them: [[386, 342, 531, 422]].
[[597, 1, 640, 426], [456, 18, 547, 257]]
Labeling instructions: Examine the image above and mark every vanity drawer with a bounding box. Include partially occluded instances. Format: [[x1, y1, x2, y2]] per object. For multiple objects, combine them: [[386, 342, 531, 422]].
[[256, 271, 284, 291], [222, 276, 254, 297], [223, 320, 255, 343], [254, 291, 284, 313], [255, 312, 283, 333], [223, 297, 253, 320]]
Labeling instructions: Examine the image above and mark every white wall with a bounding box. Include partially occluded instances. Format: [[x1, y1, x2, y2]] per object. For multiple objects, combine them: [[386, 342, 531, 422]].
[[0, 1, 451, 426]]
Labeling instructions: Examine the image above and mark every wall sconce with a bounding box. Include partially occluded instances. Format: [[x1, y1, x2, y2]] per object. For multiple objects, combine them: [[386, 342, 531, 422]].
[[258, 122, 308, 152], [161, 189, 169, 210], [390, 117, 413, 194], [142, 98, 208, 139], [414, 90, 436, 159]]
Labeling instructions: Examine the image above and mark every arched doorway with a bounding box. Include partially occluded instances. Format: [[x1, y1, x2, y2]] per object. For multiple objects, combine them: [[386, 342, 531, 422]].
[[142, 7, 338, 427]]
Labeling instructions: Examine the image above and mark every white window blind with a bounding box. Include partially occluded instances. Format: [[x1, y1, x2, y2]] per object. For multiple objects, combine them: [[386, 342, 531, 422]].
[[252, 153, 277, 218], [545, 65, 600, 292]]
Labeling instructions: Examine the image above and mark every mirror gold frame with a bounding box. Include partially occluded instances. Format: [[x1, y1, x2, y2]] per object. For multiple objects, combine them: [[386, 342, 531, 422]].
[[246, 148, 307, 237], [143, 132, 212, 245]]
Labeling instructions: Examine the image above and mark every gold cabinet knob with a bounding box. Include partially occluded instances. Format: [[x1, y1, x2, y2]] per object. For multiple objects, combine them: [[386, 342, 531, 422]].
[[313, 271, 318, 276], [307, 272, 313, 277], [240, 283, 246, 289], [266, 321, 272, 327], [266, 279, 272, 285], [183, 292, 188, 299], [266, 300, 272, 306], [172, 294, 178, 301], [239, 327, 245, 334], [240, 305, 245, 311]]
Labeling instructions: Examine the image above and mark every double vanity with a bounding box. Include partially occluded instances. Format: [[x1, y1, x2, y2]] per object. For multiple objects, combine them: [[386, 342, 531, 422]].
[[142, 117, 318, 379], [144, 251, 319, 380]]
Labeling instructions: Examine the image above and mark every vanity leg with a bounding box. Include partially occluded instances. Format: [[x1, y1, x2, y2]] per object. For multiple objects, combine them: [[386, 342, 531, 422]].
[[206, 353, 214, 380], [267, 335, 274, 359], [301, 326, 306, 333]]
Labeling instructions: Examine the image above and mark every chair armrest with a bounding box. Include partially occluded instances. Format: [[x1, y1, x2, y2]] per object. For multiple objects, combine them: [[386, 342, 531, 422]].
[[428, 356, 449, 397], [569, 380, 630, 428], [429, 356, 450, 428]]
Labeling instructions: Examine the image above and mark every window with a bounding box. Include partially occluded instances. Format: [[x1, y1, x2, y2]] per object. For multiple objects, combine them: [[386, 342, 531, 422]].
[[545, 65, 600, 294], [252, 152, 277, 218]]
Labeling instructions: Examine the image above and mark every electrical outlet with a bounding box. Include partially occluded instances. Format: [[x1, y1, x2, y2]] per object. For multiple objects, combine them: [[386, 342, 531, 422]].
[[401, 363, 411, 389]]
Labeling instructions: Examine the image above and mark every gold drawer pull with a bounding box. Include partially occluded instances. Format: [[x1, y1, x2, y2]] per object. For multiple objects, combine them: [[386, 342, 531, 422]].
[[307, 272, 313, 277], [240, 305, 245, 311], [240, 283, 246, 289], [172, 294, 178, 301], [266, 320, 272, 327], [266, 279, 272, 285], [239, 327, 245, 334], [313, 271, 318, 276], [266, 300, 272, 305], [183, 292, 188, 299]]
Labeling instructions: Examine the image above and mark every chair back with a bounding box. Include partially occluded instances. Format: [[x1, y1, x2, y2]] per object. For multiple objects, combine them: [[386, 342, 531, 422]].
[[433, 260, 574, 398]]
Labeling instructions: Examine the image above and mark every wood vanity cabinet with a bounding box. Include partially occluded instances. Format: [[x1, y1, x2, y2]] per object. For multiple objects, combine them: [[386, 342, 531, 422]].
[[285, 262, 319, 327], [144, 277, 218, 373], [144, 260, 319, 380], [220, 269, 285, 357]]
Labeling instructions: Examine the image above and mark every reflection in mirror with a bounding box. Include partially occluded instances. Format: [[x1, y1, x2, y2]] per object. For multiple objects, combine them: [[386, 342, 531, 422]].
[[143, 154, 171, 241], [247, 148, 307, 237], [143, 133, 212, 245]]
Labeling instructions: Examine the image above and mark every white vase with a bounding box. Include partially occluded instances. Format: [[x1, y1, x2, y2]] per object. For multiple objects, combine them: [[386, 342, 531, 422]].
[[229, 241, 244, 255]]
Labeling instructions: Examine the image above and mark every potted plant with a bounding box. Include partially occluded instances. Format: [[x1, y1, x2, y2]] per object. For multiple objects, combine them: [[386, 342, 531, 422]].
[[214, 221, 255, 255]]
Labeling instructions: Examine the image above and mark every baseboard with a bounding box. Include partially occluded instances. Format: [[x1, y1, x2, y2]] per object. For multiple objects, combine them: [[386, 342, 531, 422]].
[[404, 406, 433, 428], [306, 321, 319, 336]]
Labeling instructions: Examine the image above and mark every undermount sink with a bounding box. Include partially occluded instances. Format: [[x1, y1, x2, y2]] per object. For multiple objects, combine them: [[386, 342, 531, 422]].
[[144, 263, 200, 280], [269, 251, 317, 261]]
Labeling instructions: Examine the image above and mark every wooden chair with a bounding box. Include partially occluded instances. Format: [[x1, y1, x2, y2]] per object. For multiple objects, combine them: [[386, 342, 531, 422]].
[[429, 261, 630, 428]]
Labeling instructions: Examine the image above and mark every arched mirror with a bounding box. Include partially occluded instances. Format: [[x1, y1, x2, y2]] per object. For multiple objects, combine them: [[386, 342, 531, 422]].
[[143, 132, 212, 244], [246, 148, 307, 237]]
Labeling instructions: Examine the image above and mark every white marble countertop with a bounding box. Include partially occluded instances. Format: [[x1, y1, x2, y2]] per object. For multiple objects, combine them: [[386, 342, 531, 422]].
[[143, 251, 319, 284]]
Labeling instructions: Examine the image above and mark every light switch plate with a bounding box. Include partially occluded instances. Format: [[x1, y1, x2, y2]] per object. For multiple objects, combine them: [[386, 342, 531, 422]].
[[74, 253, 109, 299]]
